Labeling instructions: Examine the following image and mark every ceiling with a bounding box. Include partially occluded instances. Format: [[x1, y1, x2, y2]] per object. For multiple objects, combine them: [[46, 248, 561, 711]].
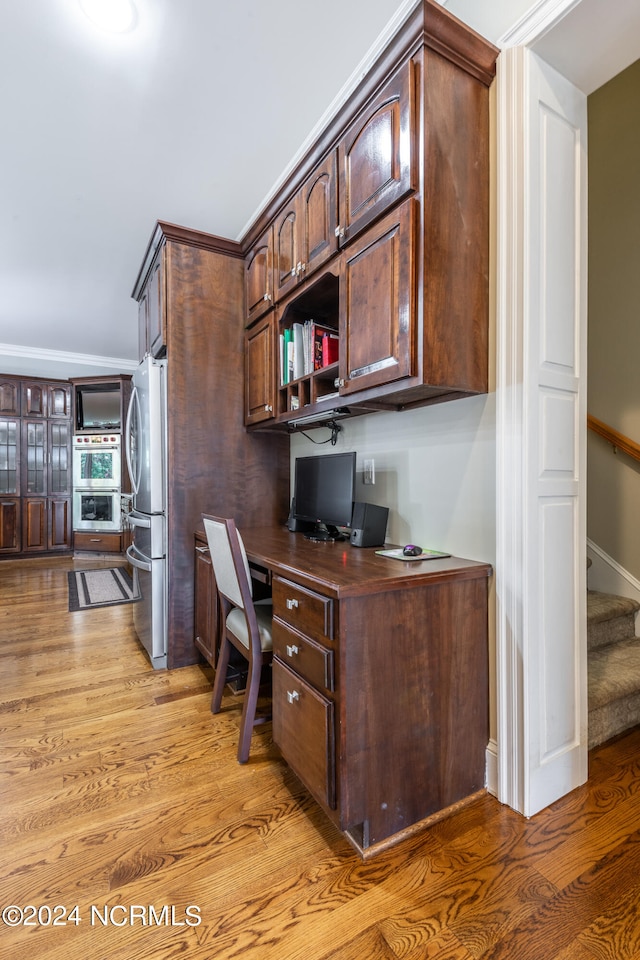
[[1, 0, 638, 381]]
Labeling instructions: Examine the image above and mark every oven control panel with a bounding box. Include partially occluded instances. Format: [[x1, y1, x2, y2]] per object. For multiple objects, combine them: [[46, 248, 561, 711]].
[[74, 434, 120, 447]]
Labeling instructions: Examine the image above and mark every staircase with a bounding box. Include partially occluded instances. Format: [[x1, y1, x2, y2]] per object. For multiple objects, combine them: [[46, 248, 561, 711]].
[[588, 589, 640, 748]]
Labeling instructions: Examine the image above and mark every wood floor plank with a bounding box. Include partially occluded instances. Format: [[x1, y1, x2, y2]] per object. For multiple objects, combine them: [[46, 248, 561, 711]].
[[3, 557, 640, 960]]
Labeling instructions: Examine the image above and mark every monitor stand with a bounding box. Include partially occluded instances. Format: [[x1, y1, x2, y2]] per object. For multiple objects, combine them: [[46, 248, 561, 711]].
[[304, 523, 346, 542]]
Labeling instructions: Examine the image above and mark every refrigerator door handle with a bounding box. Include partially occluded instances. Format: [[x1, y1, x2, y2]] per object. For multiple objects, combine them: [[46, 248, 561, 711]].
[[127, 510, 151, 529], [126, 543, 152, 572], [125, 384, 140, 496]]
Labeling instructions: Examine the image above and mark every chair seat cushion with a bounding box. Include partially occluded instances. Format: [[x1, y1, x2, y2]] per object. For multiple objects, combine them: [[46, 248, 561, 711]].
[[226, 603, 273, 652]]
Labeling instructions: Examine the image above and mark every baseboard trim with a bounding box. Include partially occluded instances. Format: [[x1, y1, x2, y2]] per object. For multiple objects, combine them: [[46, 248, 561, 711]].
[[486, 738, 498, 797], [587, 538, 640, 598]]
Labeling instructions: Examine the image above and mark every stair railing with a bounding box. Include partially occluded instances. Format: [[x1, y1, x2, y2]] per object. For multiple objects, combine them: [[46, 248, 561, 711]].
[[587, 414, 640, 463]]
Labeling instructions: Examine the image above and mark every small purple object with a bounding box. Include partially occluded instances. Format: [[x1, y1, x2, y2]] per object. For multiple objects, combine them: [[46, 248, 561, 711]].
[[402, 544, 422, 557]]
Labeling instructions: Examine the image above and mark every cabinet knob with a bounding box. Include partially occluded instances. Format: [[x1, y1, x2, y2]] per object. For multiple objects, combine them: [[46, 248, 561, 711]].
[[287, 690, 300, 704], [286, 644, 299, 658], [264, 404, 273, 413], [334, 378, 345, 388], [334, 225, 345, 239], [296, 261, 306, 276], [263, 293, 272, 302], [286, 598, 299, 610]]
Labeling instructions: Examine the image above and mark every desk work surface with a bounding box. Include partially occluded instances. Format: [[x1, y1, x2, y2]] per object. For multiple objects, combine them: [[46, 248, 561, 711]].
[[241, 525, 492, 599]]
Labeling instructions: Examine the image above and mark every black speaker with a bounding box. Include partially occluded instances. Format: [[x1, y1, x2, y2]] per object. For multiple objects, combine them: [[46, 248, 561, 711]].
[[350, 502, 389, 548], [286, 498, 314, 533]]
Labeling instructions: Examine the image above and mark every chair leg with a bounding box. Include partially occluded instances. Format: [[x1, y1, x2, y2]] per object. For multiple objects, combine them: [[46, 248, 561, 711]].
[[236, 657, 262, 764], [211, 637, 232, 714]]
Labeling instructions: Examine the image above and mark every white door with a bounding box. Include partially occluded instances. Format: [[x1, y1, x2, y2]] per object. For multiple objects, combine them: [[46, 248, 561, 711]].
[[496, 46, 588, 816]]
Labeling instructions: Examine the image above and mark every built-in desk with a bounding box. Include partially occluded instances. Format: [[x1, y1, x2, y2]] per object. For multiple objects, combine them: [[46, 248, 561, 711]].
[[196, 524, 492, 856]]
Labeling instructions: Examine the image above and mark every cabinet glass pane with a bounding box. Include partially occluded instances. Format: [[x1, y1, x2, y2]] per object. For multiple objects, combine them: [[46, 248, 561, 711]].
[[25, 422, 46, 494], [50, 422, 70, 494], [0, 420, 18, 494]]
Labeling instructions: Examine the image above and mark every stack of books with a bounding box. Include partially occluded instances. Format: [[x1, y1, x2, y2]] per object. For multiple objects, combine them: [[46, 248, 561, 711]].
[[280, 320, 339, 385]]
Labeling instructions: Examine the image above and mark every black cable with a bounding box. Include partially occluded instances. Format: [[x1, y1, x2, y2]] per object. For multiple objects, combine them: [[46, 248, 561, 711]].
[[298, 420, 342, 445]]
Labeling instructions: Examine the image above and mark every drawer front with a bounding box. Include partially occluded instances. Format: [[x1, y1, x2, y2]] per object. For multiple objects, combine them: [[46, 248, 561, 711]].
[[74, 531, 122, 552], [272, 620, 334, 692], [272, 659, 335, 810], [273, 576, 334, 642]]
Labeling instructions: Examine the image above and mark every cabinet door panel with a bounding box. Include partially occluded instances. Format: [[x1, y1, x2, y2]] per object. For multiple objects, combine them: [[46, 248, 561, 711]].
[[338, 60, 415, 244], [245, 227, 273, 326], [244, 314, 275, 425], [340, 200, 416, 395], [49, 420, 71, 495], [303, 152, 338, 277], [274, 201, 300, 302], [146, 248, 166, 359], [22, 382, 47, 418], [194, 544, 218, 666], [0, 380, 20, 416], [22, 498, 47, 551], [0, 499, 20, 552], [48, 384, 72, 418], [272, 659, 336, 810], [22, 421, 47, 495], [49, 498, 71, 550], [0, 418, 19, 495]]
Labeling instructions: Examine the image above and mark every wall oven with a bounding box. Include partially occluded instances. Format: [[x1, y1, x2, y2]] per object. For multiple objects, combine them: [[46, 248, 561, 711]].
[[73, 489, 122, 532], [72, 434, 122, 533], [72, 434, 121, 489]]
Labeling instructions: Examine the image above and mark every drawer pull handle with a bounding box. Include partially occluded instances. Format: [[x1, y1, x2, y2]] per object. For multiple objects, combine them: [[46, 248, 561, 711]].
[[287, 690, 300, 704], [286, 644, 299, 658], [286, 598, 299, 610]]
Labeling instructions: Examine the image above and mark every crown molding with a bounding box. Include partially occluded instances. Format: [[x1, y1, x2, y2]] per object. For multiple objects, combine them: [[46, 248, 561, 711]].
[[0, 343, 138, 372], [499, 0, 582, 47]]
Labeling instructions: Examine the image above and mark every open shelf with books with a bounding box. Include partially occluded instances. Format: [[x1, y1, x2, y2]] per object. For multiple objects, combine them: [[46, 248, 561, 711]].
[[277, 269, 340, 418]]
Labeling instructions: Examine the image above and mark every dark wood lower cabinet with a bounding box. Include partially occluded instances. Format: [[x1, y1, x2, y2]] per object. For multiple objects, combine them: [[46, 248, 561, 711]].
[[194, 539, 217, 667], [272, 658, 336, 811], [0, 499, 20, 553], [22, 497, 72, 553], [242, 525, 492, 856]]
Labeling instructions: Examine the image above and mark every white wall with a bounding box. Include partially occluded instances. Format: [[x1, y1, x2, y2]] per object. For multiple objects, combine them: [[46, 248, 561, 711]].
[[290, 393, 496, 565]]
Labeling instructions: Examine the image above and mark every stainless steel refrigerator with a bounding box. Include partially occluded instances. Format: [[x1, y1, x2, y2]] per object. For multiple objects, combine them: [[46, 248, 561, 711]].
[[124, 355, 168, 669]]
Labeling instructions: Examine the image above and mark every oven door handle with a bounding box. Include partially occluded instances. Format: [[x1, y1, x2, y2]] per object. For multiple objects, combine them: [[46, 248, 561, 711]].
[[126, 543, 152, 572]]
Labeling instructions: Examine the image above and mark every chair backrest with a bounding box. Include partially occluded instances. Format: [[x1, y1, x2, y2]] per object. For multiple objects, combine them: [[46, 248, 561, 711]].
[[202, 515, 253, 611]]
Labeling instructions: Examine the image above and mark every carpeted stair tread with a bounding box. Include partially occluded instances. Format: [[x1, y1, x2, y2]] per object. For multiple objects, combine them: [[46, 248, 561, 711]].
[[587, 590, 640, 624], [588, 637, 640, 709], [587, 591, 640, 651]]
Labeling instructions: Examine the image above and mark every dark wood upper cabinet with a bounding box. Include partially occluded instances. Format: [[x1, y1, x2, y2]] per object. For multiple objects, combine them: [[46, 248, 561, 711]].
[[303, 152, 338, 278], [245, 313, 276, 426], [274, 152, 338, 303], [245, 226, 274, 327], [241, 1, 499, 428], [337, 60, 415, 246], [137, 244, 166, 360], [0, 417, 19, 496], [339, 199, 417, 396], [21, 382, 47, 418], [48, 383, 72, 419], [0, 379, 20, 416]]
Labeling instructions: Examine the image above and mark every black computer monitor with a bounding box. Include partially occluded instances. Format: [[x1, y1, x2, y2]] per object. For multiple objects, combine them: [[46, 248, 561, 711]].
[[293, 451, 356, 541]]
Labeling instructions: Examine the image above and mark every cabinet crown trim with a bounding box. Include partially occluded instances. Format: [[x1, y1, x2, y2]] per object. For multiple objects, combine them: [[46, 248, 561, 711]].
[[131, 220, 244, 301]]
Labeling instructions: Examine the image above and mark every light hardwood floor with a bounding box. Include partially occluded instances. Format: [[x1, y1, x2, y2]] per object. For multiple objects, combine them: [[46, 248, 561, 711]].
[[2, 556, 640, 960]]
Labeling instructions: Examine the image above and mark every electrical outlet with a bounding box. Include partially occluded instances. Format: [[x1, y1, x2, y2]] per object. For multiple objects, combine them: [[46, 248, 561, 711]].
[[363, 459, 375, 485]]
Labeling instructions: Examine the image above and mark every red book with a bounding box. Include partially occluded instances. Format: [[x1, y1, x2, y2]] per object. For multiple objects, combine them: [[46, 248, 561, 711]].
[[321, 332, 339, 367]]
